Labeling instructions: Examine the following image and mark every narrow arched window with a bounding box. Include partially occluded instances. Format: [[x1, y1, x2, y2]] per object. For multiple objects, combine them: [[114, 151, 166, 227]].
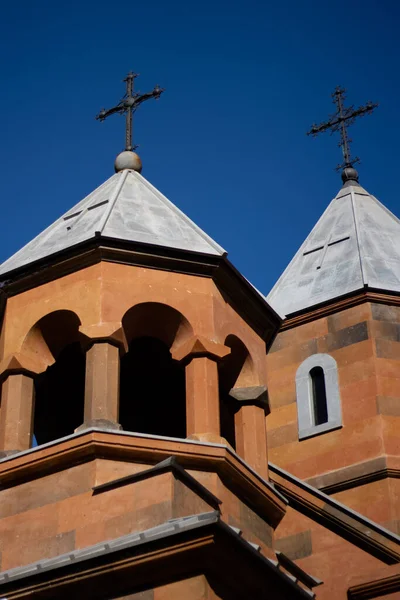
[[296, 354, 342, 440], [309, 366, 328, 426]]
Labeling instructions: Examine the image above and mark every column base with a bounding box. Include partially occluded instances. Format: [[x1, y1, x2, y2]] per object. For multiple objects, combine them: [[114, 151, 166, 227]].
[[75, 419, 122, 432]]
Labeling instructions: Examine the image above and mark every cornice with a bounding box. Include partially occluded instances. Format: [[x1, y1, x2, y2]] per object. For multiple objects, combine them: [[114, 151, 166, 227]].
[[348, 573, 400, 599], [269, 463, 400, 565], [280, 288, 400, 331], [305, 456, 400, 495], [0, 429, 287, 528]]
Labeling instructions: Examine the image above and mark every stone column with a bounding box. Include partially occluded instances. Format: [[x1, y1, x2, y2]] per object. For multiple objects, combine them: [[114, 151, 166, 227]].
[[229, 386, 270, 479], [0, 354, 43, 454], [173, 336, 230, 444], [78, 324, 127, 431]]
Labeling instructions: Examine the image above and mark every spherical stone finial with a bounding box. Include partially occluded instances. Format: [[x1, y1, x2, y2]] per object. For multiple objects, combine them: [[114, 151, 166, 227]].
[[341, 166, 359, 185], [114, 151, 142, 173]]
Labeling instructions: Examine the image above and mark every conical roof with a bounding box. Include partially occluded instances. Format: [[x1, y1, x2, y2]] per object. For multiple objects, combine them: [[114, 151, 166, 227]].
[[0, 169, 225, 277], [267, 180, 400, 318]]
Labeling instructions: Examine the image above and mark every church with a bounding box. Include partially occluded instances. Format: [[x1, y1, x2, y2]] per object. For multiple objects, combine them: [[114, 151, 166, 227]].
[[0, 76, 397, 599]]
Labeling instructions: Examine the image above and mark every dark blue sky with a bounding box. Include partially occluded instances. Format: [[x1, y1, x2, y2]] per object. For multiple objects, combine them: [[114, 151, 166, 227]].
[[0, 0, 398, 295]]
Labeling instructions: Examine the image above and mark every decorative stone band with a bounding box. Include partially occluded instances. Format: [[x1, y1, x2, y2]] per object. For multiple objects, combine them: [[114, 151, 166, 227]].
[[229, 385, 270, 413], [171, 336, 231, 365], [79, 322, 128, 354]]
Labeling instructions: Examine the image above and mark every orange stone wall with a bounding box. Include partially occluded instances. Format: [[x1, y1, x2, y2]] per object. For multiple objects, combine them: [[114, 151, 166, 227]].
[[0, 433, 278, 573], [274, 504, 392, 600], [266, 301, 400, 530]]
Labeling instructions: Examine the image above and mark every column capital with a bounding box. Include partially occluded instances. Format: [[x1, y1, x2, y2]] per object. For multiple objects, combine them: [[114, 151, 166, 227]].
[[172, 336, 230, 365], [79, 323, 128, 354], [229, 385, 270, 413], [0, 353, 48, 383]]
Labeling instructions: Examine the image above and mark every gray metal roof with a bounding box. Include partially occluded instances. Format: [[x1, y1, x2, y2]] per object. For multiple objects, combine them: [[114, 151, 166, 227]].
[[0, 169, 225, 276], [267, 181, 400, 317]]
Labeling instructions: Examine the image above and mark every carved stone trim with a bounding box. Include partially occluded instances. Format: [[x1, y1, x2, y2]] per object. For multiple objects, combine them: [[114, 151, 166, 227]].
[[172, 336, 230, 365], [229, 385, 269, 412]]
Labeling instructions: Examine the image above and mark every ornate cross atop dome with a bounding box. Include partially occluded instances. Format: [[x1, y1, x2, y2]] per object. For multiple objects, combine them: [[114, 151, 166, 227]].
[[307, 86, 378, 183], [95, 71, 164, 172]]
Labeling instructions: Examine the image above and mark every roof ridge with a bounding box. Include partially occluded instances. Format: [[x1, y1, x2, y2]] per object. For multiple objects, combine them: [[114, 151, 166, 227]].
[[132, 170, 226, 255]]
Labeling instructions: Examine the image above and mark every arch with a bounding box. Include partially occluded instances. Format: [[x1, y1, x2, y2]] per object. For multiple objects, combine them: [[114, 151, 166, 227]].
[[22, 310, 85, 446], [122, 302, 193, 351], [296, 353, 342, 440], [119, 303, 193, 439], [218, 335, 258, 448], [22, 310, 83, 367]]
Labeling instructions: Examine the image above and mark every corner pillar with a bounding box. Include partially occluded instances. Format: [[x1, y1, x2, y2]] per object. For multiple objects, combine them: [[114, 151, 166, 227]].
[[0, 353, 45, 454], [173, 336, 230, 444], [78, 323, 127, 431], [230, 386, 270, 479]]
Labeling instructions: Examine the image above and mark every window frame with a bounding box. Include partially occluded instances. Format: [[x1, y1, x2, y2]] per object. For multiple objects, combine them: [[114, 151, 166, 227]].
[[295, 353, 342, 440]]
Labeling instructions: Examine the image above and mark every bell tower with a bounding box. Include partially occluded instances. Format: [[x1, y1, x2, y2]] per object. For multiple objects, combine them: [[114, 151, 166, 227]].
[[266, 88, 399, 536], [0, 73, 318, 599]]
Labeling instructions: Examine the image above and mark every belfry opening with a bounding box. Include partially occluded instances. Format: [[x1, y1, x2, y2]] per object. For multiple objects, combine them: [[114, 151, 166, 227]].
[[119, 303, 190, 439], [25, 310, 85, 446]]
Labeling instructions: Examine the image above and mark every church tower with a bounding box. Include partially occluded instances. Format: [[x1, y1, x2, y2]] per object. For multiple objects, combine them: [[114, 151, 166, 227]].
[[266, 88, 399, 537], [0, 73, 319, 599]]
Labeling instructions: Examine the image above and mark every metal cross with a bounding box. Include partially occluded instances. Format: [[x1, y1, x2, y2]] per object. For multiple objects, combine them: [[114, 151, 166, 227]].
[[95, 72, 164, 152], [307, 87, 377, 171], [303, 234, 350, 270]]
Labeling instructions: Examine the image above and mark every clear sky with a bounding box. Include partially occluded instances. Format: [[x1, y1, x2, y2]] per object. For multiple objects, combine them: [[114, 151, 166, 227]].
[[0, 0, 399, 296]]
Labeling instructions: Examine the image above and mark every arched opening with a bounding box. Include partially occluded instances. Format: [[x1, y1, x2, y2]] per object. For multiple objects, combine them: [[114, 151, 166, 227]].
[[296, 353, 342, 439], [309, 366, 328, 426], [218, 335, 255, 449], [23, 310, 85, 446], [119, 303, 192, 439]]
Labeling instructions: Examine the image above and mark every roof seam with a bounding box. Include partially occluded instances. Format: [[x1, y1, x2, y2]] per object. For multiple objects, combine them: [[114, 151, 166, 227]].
[[96, 170, 128, 234], [350, 188, 366, 286]]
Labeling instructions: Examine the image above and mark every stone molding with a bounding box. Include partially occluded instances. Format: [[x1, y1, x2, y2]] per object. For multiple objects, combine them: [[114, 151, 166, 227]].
[[0, 430, 287, 528], [229, 385, 270, 412], [305, 456, 400, 494], [79, 322, 128, 353], [172, 336, 230, 365], [0, 352, 49, 382], [280, 289, 400, 331], [269, 463, 400, 565], [348, 573, 400, 598]]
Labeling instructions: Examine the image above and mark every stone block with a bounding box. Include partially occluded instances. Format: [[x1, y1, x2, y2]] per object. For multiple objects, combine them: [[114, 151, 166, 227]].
[[376, 396, 400, 416], [267, 423, 298, 449], [327, 304, 372, 333], [319, 321, 369, 353], [376, 337, 400, 360], [1, 530, 75, 571], [275, 530, 312, 560], [371, 303, 400, 323], [0, 462, 95, 519], [332, 339, 374, 367], [239, 501, 273, 548]]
